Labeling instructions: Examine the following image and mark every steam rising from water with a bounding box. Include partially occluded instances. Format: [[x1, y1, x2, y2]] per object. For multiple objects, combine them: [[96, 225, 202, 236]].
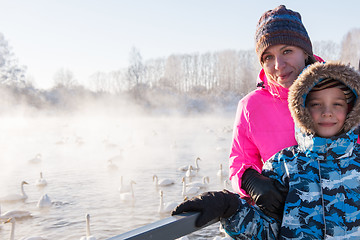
[[0, 101, 235, 239]]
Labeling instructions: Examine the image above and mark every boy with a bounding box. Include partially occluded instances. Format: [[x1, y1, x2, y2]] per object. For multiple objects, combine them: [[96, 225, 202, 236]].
[[172, 61, 360, 239]]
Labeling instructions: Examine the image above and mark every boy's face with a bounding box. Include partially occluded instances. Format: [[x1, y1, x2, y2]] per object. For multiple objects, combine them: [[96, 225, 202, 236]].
[[307, 87, 348, 138]]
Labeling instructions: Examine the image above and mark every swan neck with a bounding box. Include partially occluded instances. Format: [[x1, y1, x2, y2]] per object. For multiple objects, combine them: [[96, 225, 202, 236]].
[[10, 220, 15, 240], [86, 217, 91, 236], [21, 184, 27, 197], [182, 181, 186, 196]]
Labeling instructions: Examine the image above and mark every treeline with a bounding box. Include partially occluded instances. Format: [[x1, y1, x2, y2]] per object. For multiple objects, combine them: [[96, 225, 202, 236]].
[[0, 29, 359, 115]]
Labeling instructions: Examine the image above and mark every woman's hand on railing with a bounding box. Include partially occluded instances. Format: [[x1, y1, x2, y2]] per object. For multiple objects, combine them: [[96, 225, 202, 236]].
[[171, 190, 239, 227]]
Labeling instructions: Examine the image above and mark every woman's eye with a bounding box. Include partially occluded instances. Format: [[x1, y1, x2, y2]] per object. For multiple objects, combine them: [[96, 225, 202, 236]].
[[283, 49, 292, 55], [263, 55, 273, 62]]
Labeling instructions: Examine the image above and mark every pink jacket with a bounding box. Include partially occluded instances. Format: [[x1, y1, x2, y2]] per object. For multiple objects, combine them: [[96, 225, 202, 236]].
[[229, 69, 297, 197]]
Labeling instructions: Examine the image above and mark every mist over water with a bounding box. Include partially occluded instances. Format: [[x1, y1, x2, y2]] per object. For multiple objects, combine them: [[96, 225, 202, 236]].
[[0, 104, 235, 239]]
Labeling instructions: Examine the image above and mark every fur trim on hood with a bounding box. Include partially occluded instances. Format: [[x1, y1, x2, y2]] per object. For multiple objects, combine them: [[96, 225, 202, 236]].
[[288, 61, 360, 135]]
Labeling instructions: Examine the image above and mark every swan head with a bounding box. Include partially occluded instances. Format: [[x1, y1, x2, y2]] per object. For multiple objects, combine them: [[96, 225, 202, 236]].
[[196, 157, 201, 161], [21, 181, 29, 185], [152, 175, 158, 181], [5, 217, 15, 224], [204, 176, 210, 183]]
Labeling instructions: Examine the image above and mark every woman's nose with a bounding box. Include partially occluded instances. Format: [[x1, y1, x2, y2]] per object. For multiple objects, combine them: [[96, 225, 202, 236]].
[[274, 56, 286, 70]]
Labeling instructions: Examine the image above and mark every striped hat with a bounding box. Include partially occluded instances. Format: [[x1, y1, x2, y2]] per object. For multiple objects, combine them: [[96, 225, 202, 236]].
[[255, 5, 313, 62], [310, 78, 355, 104]]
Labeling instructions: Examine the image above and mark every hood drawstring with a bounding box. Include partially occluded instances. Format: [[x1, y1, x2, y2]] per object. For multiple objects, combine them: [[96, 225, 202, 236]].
[[257, 82, 265, 89]]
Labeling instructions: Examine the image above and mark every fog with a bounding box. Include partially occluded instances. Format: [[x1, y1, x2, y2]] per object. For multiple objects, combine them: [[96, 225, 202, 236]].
[[0, 95, 236, 239]]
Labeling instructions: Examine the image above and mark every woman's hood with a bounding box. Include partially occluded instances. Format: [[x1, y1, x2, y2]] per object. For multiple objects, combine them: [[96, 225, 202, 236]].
[[288, 61, 360, 135]]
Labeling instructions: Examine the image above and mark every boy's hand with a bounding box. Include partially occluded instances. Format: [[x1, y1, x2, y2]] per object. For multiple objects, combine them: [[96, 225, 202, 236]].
[[242, 168, 288, 220], [171, 190, 239, 227]]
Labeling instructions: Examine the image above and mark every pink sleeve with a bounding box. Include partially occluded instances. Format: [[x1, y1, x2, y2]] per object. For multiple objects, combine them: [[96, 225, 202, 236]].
[[229, 100, 263, 197]]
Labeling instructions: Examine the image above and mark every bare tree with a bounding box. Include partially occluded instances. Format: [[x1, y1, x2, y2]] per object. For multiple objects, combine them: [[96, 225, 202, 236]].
[[127, 47, 145, 91], [53, 68, 77, 88], [313, 40, 340, 61], [164, 54, 183, 92], [0, 33, 27, 86], [340, 28, 360, 67], [89, 71, 110, 93]]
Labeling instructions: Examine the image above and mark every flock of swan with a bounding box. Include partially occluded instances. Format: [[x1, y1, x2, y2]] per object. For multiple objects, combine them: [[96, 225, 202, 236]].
[[0, 172, 51, 239], [0, 120, 233, 239], [0, 169, 92, 240], [110, 155, 228, 220]]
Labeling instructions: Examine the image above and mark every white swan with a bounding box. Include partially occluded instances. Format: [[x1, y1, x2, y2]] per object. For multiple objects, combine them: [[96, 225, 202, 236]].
[[107, 159, 119, 171], [153, 175, 175, 187], [182, 177, 200, 197], [0, 205, 32, 220], [186, 176, 209, 189], [178, 157, 201, 171], [5, 218, 45, 240], [0, 181, 28, 203], [36, 194, 52, 208], [28, 153, 42, 164], [35, 172, 47, 187], [185, 165, 196, 178], [217, 164, 224, 178], [118, 176, 130, 193], [80, 214, 96, 240], [120, 180, 136, 202], [158, 190, 178, 214], [192, 157, 201, 170]]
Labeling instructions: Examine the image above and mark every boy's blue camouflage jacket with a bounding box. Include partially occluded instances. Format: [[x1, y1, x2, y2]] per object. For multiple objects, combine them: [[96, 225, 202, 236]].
[[222, 62, 360, 239]]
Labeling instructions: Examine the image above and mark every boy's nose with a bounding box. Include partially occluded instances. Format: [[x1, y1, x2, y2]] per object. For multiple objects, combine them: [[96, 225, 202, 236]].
[[321, 107, 333, 117]]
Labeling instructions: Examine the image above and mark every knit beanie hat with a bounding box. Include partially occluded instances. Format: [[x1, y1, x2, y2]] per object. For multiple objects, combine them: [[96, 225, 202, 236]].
[[309, 78, 356, 104], [255, 5, 313, 62]]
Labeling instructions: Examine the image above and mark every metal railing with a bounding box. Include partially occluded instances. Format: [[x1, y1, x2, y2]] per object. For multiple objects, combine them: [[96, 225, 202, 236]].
[[106, 212, 219, 240]]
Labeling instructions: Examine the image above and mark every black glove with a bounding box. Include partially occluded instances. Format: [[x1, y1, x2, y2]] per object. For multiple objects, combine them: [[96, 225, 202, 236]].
[[171, 190, 239, 227], [242, 168, 288, 220]]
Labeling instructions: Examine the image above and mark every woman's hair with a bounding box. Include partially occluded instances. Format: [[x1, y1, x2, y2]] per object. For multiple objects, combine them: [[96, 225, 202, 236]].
[[305, 55, 316, 66]]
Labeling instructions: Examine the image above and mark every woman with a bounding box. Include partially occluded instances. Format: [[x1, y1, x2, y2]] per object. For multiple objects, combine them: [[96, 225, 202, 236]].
[[229, 5, 323, 219]]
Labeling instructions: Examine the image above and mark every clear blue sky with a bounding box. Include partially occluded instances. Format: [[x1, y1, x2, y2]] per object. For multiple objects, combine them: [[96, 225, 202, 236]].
[[0, 0, 359, 89]]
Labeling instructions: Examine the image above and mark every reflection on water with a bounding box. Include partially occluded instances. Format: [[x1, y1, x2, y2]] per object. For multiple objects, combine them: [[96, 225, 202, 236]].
[[0, 114, 234, 239]]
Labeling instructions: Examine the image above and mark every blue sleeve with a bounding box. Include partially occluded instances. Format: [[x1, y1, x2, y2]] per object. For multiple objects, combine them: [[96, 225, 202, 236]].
[[262, 150, 291, 188], [220, 197, 280, 239]]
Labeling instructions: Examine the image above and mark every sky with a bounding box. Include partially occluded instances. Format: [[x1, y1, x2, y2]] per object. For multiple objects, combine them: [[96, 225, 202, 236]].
[[0, 0, 359, 89]]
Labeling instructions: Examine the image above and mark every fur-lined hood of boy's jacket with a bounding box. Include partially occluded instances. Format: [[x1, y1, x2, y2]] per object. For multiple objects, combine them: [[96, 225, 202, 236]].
[[288, 61, 360, 136]]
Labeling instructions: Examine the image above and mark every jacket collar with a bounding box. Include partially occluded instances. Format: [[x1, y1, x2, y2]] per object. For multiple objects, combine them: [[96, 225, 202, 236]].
[[296, 127, 359, 154], [258, 69, 289, 100]]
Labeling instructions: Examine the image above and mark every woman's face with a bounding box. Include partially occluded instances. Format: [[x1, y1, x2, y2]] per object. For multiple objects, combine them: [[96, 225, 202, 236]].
[[261, 45, 308, 89]]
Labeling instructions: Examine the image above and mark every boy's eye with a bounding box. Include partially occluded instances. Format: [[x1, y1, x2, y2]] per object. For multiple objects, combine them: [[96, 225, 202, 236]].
[[334, 103, 345, 106], [309, 103, 320, 107]]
